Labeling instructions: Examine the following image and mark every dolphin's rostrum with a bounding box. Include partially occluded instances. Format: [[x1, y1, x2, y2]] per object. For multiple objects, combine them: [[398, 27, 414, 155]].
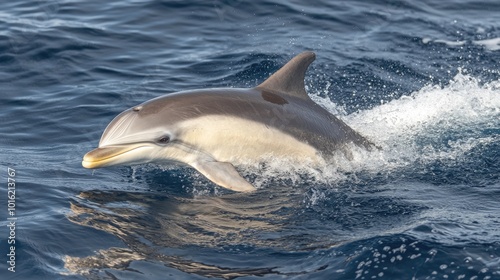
[[82, 52, 374, 192]]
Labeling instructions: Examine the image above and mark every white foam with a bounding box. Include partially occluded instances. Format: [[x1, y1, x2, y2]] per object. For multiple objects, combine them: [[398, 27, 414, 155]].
[[422, 38, 466, 47], [433, 39, 466, 47], [473, 37, 500, 51], [422, 37, 432, 44], [341, 72, 500, 172], [423, 36, 500, 51]]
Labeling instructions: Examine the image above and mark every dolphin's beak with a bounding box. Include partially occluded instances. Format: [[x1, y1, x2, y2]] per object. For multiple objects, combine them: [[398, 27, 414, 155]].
[[82, 144, 148, 169]]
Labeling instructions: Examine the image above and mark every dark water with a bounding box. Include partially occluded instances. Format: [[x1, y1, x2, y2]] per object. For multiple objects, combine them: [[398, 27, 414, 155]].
[[1, 0, 500, 279]]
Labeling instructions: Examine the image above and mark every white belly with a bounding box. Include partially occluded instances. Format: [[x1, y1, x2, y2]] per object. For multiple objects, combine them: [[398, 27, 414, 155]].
[[178, 115, 322, 165]]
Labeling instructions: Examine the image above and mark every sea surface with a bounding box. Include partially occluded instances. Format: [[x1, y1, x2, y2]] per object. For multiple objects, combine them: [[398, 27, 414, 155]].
[[1, 0, 499, 279]]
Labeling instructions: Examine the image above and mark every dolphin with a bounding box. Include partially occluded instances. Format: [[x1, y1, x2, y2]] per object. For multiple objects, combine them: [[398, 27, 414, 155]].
[[82, 52, 374, 192]]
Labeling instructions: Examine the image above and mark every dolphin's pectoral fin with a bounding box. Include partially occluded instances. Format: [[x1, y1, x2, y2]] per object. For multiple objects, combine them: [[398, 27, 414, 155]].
[[191, 161, 256, 192]]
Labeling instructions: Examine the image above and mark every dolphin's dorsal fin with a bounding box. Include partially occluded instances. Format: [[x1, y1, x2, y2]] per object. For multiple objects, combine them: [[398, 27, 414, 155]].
[[256, 51, 315, 99]]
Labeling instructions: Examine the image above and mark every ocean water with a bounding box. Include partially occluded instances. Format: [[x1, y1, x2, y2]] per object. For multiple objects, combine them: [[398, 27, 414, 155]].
[[1, 0, 499, 279]]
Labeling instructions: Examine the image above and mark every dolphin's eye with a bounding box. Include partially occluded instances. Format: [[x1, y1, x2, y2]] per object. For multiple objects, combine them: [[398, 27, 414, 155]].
[[157, 135, 170, 144]]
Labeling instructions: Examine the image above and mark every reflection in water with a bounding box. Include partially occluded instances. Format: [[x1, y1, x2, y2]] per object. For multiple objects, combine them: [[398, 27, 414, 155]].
[[64, 246, 281, 279], [63, 177, 425, 278], [64, 187, 313, 278]]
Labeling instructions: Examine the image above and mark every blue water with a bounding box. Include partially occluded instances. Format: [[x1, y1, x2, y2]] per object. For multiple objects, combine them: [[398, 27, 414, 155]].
[[1, 0, 499, 279]]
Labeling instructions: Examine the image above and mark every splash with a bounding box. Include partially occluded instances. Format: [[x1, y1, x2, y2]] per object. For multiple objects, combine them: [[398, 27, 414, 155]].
[[337, 72, 500, 173]]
